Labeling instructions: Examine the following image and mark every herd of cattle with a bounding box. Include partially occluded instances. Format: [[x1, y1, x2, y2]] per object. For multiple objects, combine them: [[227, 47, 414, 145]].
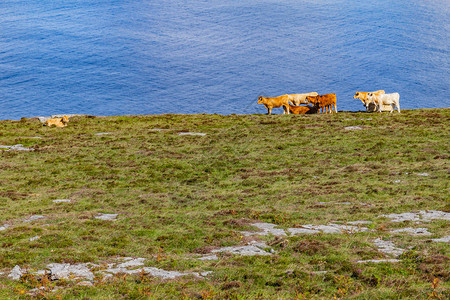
[[257, 90, 400, 114]]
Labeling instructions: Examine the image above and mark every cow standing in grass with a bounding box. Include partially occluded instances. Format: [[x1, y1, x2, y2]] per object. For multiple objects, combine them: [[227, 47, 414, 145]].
[[368, 92, 401, 113], [354, 90, 386, 112], [257, 95, 292, 115], [305, 93, 337, 114]]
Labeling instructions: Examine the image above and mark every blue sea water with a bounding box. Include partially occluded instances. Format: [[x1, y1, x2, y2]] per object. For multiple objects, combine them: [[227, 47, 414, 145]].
[[0, 0, 449, 120]]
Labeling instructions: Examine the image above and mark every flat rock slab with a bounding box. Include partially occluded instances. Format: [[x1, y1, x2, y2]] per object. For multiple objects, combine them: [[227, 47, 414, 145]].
[[391, 227, 433, 236], [53, 199, 71, 203], [0, 144, 34, 151], [431, 236, 450, 243], [23, 215, 45, 222], [178, 132, 207, 136], [211, 242, 272, 256], [344, 126, 363, 130], [115, 257, 145, 268], [94, 132, 112, 136], [372, 238, 404, 257], [291, 223, 370, 234], [95, 213, 118, 221], [241, 222, 287, 236], [241, 222, 370, 236], [8, 257, 210, 282], [47, 263, 95, 281], [379, 210, 450, 223], [0, 224, 10, 231], [347, 220, 372, 225], [356, 259, 401, 264], [103, 266, 200, 279], [416, 173, 430, 176], [29, 236, 40, 241], [198, 255, 219, 261]]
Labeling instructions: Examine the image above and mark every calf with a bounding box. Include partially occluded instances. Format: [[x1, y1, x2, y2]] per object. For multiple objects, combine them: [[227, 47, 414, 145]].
[[306, 93, 337, 114], [257, 95, 292, 115], [288, 104, 319, 114]]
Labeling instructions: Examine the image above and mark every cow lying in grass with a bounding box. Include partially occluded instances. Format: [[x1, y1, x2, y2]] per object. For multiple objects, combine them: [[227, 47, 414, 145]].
[[288, 104, 319, 114], [354, 90, 385, 112], [305, 93, 337, 114], [287, 92, 318, 106], [367, 92, 401, 113], [44, 116, 70, 127], [257, 95, 292, 115]]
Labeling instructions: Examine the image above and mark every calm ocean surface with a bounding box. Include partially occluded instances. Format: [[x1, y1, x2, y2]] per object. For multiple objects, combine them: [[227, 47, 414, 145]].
[[0, 0, 449, 119]]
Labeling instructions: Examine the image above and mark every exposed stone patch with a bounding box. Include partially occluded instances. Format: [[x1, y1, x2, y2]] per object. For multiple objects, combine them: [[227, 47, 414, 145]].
[[0, 224, 10, 231], [241, 222, 370, 237], [8, 266, 23, 280], [356, 259, 401, 264], [416, 173, 430, 176], [347, 220, 372, 225], [115, 257, 145, 268], [94, 213, 118, 221], [94, 132, 112, 136], [8, 257, 209, 282], [23, 215, 45, 222], [287, 227, 320, 235], [372, 238, 404, 257], [53, 199, 71, 203], [391, 227, 432, 236], [29, 236, 40, 241], [47, 263, 95, 281], [431, 236, 450, 243], [0, 144, 35, 151], [198, 255, 219, 261], [240, 222, 287, 237], [344, 126, 363, 130], [379, 210, 450, 223], [103, 266, 200, 279], [149, 128, 168, 132], [178, 132, 207, 136], [211, 241, 272, 257]]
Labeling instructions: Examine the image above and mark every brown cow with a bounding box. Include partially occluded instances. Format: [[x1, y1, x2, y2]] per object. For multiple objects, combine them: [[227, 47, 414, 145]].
[[257, 95, 292, 115], [288, 104, 319, 114], [306, 93, 337, 114]]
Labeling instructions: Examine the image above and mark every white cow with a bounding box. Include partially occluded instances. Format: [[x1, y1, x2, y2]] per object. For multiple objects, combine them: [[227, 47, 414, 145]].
[[287, 92, 318, 106], [368, 92, 400, 113]]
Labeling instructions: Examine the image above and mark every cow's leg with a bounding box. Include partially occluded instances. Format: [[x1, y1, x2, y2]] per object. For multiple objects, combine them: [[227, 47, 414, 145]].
[[268, 107, 272, 115], [334, 103, 337, 113], [397, 101, 401, 113]]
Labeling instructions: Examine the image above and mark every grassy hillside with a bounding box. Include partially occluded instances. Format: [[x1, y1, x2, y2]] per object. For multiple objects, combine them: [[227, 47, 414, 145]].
[[0, 109, 449, 299]]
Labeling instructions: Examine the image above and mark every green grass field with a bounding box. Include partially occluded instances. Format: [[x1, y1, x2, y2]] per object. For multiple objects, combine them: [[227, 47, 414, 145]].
[[0, 109, 448, 299]]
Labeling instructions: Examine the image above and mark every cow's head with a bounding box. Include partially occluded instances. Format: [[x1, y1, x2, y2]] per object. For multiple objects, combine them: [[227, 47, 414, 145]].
[[363, 93, 375, 109], [305, 96, 318, 104], [257, 96, 264, 104], [353, 91, 360, 99]]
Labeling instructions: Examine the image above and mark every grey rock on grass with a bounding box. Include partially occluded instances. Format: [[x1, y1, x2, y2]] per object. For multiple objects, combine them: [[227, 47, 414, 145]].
[[379, 210, 450, 222], [95, 213, 118, 221], [372, 238, 404, 257]]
